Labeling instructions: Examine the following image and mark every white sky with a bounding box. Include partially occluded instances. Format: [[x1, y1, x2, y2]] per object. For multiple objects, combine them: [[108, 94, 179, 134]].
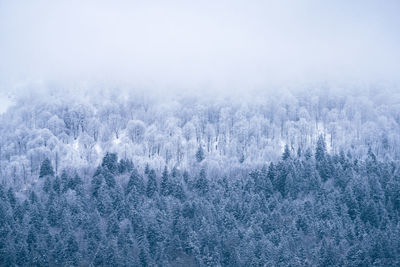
[[0, 0, 399, 93]]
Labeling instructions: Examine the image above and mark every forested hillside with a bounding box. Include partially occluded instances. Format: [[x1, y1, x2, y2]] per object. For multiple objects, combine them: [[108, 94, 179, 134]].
[[1, 137, 400, 265], [1, 0, 399, 265], [0, 88, 400, 266]]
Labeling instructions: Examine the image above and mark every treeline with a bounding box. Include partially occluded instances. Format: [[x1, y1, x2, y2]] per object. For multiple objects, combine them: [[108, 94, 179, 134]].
[[0, 136, 399, 266]]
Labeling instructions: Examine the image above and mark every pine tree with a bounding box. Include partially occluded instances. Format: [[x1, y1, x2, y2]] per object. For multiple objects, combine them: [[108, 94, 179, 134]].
[[250, 170, 262, 194], [104, 171, 116, 188], [91, 173, 103, 198], [315, 135, 326, 162], [118, 158, 134, 174], [126, 168, 145, 195], [261, 165, 273, 198], [315, 135, 332, 181], [196, 146, 205, 162], [172, 178, 186, 201], [160, 166, 171, 196], [282, 144, 291, 160], [267, 163, 276, 186], [43, 176, 52, 193], [61, 170, 69, 192], [53, 176, 61, 194], [107, 213, 120, 237], [39, 158, 54, 178], [195, 168, 209, 195], [146, 169, 158, 198], [275, 162, 288, 197], [47, 200, 59, 227], [65, 234, 79, 265], [102, 152, 118, 174]]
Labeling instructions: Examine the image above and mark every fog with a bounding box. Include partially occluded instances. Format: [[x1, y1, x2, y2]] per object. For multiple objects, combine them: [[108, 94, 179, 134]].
[[0, 0, 399, 94]]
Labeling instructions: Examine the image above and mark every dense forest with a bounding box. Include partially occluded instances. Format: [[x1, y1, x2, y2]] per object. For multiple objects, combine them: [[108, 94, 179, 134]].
[[0, 137, 400, 266], [0, 88, 400, 266], [1, 0, 399, 264]]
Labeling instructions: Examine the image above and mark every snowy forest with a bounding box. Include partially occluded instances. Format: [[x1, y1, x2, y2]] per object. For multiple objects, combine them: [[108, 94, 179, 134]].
[[0, 87, 400, 266], [1, 0, 400, 266]]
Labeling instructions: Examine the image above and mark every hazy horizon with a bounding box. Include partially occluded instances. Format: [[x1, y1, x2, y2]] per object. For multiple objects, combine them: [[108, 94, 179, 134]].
[[1, 0, 400, 95]]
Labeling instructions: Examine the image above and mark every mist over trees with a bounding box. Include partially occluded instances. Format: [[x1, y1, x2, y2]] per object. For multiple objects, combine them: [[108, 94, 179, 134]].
[[0, 86, 400, 266], [1, 0, 399, 264]]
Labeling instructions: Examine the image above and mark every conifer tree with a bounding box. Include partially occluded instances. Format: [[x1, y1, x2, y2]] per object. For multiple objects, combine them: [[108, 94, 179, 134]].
[[315, 135, 326, 162], [195, 168, 209, 195], [160, 166, 171, 196], [101, 152, 118, 174], [196, 145, 205, 162], [146, 169, 158, 198], [126, 168, 145, 195], [282, 144, 291, 160], [39, 158, 54, 178]]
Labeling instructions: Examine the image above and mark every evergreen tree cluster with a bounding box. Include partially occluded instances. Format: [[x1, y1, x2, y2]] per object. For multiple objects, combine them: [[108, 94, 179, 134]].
[[1, 141, 400, 266]]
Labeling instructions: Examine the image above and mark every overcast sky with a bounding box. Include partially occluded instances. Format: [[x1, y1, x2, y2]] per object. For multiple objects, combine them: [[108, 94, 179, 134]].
[[0, 0, 399, 94]]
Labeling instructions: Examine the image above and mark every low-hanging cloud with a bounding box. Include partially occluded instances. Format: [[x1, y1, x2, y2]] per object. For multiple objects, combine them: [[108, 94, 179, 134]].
[[0, 0, 399, 94]]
